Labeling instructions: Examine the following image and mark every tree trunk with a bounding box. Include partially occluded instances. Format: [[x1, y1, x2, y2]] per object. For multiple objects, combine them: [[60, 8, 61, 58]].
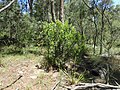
[[51, 0, 56, 22], [28, 0, 33, 16], [55, 0, 59, 20], [93, 11, 98, 55], [59, 0, 64, 23], [47, 0, 51, 22], [93, 20, 98, 54], [100, 6, 105, 54]]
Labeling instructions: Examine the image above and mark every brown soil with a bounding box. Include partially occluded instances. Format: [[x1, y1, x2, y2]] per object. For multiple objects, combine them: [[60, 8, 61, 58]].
[[0, 56, 64, 90]]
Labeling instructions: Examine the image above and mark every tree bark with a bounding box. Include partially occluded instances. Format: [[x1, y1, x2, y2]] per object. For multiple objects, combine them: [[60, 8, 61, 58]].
[[59, 0, 64, 23], [47, 0, 51, 22], [28, 0, 33, 16], [92, 1, 98, 55], [100, 5, 106, 54], [51, 0, 56, 22], [55, 0, 59, 20], [93, 17, 98, 54]]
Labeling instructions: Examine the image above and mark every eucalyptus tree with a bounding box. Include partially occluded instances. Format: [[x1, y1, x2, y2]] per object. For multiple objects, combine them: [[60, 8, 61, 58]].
[[103, 4, 120, 55], [28, 0, 33, 16], [55, 0, 59, 20], [50, 0, 56, 22], [64, 0, 92, 59], [59, 0, 64, 22]]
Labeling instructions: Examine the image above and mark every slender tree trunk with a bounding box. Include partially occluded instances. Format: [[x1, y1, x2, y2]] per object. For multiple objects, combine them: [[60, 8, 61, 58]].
[[93, 11, 98, 54], [91, 0, 97, 54], [100, 7, 105, 54], [42, 0, 47, 21], [25, 0, 28, 12], [55, 0, 59, 20], [79, 2, 84, 39], [59, 0, 64, 23], [47, 0, 51, 22], [93, 19, 98, 54], [79, 6, 85, 58], [51, 0, 56, 22], [28, 0, 33, 16]]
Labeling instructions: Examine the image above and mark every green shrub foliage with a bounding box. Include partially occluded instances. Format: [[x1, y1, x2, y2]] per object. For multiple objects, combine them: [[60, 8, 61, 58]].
[[42, 20, 87, 68]]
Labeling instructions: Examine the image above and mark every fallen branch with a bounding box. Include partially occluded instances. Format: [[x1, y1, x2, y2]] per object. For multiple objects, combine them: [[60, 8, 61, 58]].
[[0, 0, 15, 13], [0, 75, 22, 90], [51, 81, 61, 90], [62, 83, 120, 90]]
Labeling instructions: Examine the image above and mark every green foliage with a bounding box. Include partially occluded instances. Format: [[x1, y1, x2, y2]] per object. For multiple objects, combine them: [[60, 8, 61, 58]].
[[0, 2, 21, 37], [0, 44, 42, 55], [61, 69, 85, 85], [0, 10, 42, 47], [42, 20, 87, 68], [16, 15, 41, 46]]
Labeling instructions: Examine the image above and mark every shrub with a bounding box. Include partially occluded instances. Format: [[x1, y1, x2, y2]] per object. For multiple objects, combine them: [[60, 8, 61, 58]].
[[42, 20, 87, 69]]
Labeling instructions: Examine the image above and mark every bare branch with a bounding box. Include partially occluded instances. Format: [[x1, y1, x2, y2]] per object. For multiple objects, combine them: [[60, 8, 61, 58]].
[[0, 0, 15, 13], [0, 75, 22, 90], [62, 83, 120, 90], [82, 0, 91, 9], [82, 0, 112, 28], [51, 81, 60, 90]]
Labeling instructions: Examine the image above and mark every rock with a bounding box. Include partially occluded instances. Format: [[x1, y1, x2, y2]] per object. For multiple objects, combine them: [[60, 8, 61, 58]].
[[52, 72, 59, 78], [18, 71, 24, 75], [30, 75, 37, 79], [35, 63, 42, 69], [16, 88, 19, 90]]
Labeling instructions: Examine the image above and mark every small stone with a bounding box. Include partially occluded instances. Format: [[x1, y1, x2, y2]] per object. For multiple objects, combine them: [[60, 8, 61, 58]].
[[0, 82, 2, 86], [30, 75, 37, 79], [18, 71, 24, 75], [53, 72, 59, 78], [16, 88, 19, 90]]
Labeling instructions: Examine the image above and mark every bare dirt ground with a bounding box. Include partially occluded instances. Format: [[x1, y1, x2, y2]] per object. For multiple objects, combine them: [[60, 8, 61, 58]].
[[1, 53, 120, 90], [0, 55, 65, 90]]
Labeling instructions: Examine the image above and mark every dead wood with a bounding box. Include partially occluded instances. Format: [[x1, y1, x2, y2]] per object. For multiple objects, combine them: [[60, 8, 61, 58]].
[[62, 83, 120, 90], [0, 0, 15, 13], [51, 81, 61, 90], [0, 75, 22, 90]]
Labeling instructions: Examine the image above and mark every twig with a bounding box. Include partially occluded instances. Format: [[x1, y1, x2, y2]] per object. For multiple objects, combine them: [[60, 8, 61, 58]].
[[82, 0, 91, 9], [60, 85, 71, 90], [51, 81, 61, 90], [0, 0, 15, 13], [0, 75, 22, 90]]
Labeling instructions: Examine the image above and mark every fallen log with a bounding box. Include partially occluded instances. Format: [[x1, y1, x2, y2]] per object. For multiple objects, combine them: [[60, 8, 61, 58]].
[[62, 83, 120, 90]]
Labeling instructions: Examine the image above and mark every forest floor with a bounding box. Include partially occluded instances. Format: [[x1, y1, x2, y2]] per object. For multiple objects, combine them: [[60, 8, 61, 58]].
[[0, 46, 120, 90], [0, 54, 65, 90]]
